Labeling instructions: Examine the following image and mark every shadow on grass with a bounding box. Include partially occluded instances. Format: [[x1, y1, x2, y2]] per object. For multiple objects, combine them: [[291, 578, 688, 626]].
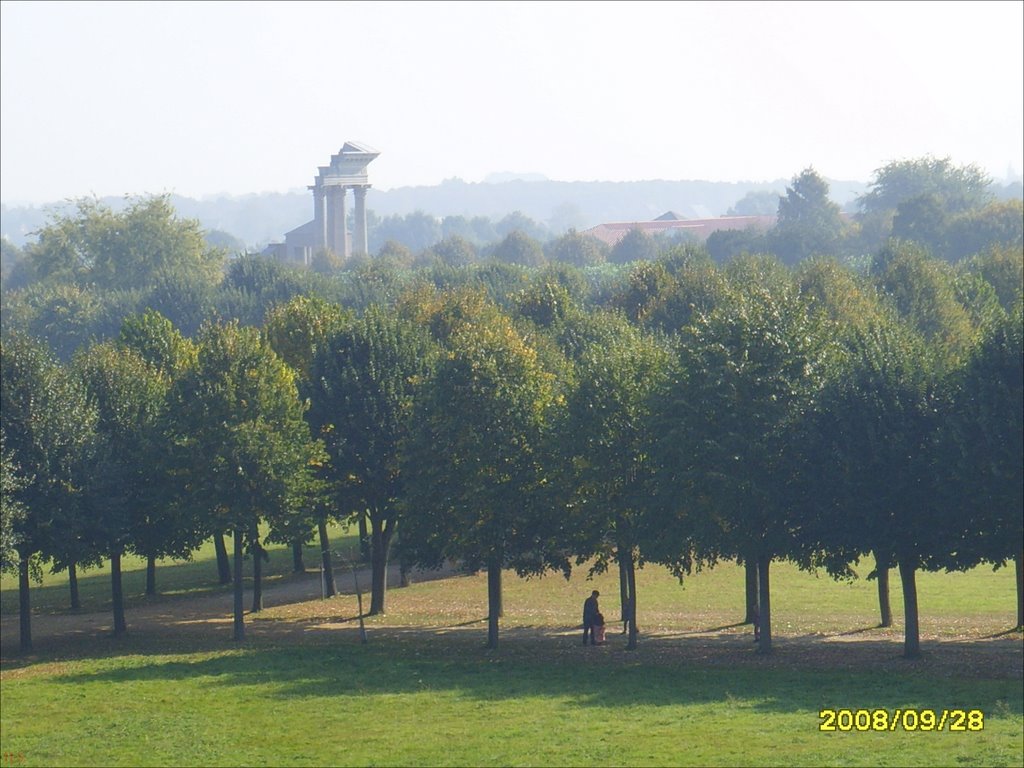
[[685, 621, 749, 634], [983, 627, 1024, 639], [838, 625, 887, 636], [47, 633, 1024, 720]]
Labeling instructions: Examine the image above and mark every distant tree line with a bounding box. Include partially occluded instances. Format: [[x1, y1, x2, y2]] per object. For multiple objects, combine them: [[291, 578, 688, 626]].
[[6, 156, 1020, 290], [1, 156, 1021, 658]]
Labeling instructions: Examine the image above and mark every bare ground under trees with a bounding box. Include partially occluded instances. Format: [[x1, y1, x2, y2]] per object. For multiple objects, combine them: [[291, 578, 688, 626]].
[[1, 564, 1021, 681]]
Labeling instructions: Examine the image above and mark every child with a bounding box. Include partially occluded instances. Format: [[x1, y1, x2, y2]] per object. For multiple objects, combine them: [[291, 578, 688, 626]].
[[593, 611, 607, 645]]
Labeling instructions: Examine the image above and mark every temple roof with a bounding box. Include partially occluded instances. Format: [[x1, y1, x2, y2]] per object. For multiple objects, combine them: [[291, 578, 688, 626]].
[[340, 141, 379, 158], [318, 141, 380, 186]]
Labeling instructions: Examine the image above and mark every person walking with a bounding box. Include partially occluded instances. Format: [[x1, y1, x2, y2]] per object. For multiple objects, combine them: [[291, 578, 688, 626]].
[[582, 590, 600, 646]]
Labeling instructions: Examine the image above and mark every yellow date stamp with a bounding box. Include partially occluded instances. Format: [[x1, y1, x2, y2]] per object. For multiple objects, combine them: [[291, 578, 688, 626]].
[[819, 709, 984, 732]]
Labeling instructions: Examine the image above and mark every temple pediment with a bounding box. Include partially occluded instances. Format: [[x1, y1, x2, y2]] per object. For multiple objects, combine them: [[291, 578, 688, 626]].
[[340, 141, 379, 157], [320, 141, 380, 186]]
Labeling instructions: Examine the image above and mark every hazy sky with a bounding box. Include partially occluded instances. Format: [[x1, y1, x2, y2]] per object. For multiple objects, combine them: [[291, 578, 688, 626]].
[[2, 1, 1022, 205]]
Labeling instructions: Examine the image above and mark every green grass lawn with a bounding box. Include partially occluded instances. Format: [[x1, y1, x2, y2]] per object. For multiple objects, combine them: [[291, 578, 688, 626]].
[[1, 640, 1020, 767], [1, 547, 1022, 767]]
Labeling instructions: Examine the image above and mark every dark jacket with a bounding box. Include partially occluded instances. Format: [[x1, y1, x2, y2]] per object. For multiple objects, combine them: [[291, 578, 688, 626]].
[[582, 596, 599, 625]]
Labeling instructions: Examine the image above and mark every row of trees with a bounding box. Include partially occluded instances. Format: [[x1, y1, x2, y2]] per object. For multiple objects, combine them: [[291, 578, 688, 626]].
[[346, 158, 1023, 268], [710, 160, 1023, 266], [4, 158, 1020, 290], [3, 235, 1021, 657]]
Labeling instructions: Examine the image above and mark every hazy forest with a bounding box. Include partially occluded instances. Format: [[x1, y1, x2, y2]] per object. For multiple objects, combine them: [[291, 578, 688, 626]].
[[1, 157, 1022, 663]]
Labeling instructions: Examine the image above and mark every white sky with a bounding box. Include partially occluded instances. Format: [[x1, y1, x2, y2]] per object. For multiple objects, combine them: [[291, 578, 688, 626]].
[[1, 0, 1022, 205]]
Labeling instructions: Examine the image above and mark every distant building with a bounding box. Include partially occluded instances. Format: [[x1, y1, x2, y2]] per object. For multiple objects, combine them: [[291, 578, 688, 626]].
[[263, 142, 379, 265], [582, 213, 775, 247]]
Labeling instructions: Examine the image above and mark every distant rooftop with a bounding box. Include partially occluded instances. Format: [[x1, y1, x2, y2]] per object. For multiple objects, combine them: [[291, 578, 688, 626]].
[[583, 213, 775, 247]]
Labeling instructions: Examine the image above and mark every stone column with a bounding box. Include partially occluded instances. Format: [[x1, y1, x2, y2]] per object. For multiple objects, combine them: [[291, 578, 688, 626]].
[[326, 185, 349, 259], [338, 185, 349, 259], [324, 186, 338, 256], [353, 185, 370, 256], [311, 181, 326, 250]]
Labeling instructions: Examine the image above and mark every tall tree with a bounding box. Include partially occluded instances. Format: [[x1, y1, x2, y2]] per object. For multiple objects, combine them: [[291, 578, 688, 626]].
[[803, 319, 947, 658], [167, 320, 323, 640], [944, 302, 1024, 627], [74, 342, 177, 634], [856, 156, 994, 255], [400, 295, 565, 648], [858, 156, 993, 218], [794, 257, 895, 624], [652, 262, 838, 653], [308, 306, 434, 615], [116, 310, 199, 595], [558, 312, 673, 648], [768, 168, 844, 265], [0, 333, 96, 652], [264, 295, 351, 594], [23, 195, 225, 290]]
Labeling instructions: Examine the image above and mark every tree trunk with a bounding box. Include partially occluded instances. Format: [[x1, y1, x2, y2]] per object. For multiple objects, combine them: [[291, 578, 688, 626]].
[[368, 517, 393, 616], [292, 539, 306, 573], [145, 553, 157, 597], [18, 555, 31, 653], [875, 551, 892, 627], [400, 558, 411, 588], [215, 532, 231, 584], [756, 554, 772, 655], [486, 560, 501, 649], [233, 529, 245, 641], [318, 518, 336, 598], [1015, 548, 1023, 630], [495, 563, 504, 618], [358, 512, 370, 560], [251, 537, 263, 613], [68, 560, 81, 612], [898, 557, 920, 659], [111, 550, 127, 637], [626, 551, 638, 650], [744, 557, 758, 624], [618, 554, 629, 621]]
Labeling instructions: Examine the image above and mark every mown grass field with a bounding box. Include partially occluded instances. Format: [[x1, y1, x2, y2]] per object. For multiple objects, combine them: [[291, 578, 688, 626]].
[[1, 542, 1021, 767]]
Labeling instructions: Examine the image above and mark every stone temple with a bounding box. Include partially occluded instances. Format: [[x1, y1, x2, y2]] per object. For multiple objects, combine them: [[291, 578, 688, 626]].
[[266, 142, 379, 265]]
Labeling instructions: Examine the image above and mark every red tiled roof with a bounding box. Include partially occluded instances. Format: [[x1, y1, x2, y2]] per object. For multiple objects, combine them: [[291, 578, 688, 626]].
[[583, 215, 775, 247]]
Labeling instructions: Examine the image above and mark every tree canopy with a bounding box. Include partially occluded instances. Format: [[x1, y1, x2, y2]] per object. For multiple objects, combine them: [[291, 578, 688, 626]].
[[23, 195, 226, 290]]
